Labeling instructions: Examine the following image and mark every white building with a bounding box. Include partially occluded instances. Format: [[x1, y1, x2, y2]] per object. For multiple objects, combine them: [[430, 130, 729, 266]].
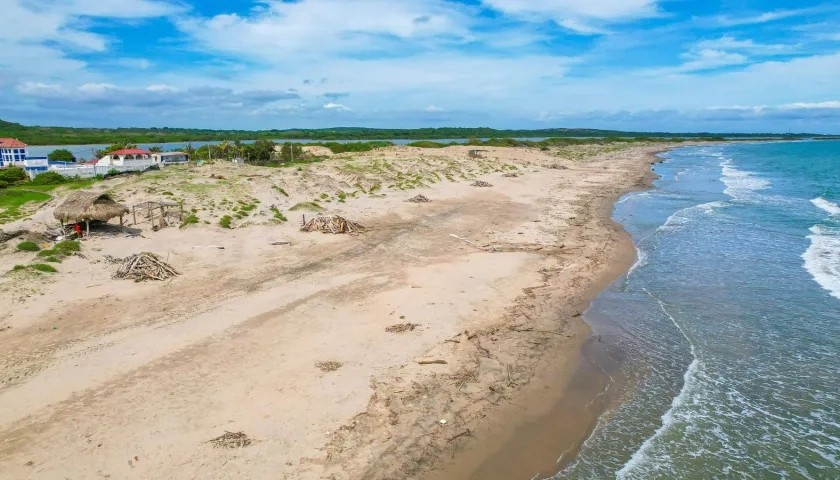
[[0, 138, 28, 167], [152, 152, 190, 165], [1, 138, 49, 176], [97, 149, 154, 167]]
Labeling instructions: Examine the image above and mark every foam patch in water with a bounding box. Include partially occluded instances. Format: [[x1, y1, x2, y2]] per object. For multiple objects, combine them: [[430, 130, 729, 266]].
[[803, 225, 840, 300], [720, 160, 771, 201], [811, 197, 840, 216]]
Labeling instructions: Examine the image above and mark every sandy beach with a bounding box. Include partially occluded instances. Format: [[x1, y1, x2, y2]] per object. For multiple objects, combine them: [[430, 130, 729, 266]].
[[0, 143, 664, 479]]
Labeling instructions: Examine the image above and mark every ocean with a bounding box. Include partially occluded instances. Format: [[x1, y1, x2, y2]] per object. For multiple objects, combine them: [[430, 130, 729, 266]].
[[555, 141, 840, 478]]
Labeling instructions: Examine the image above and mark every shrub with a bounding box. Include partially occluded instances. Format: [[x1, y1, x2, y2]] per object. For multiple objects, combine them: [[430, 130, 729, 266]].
[[44, 256, 62, 263], [17, 241, 40, 252], [0, 180, 9, 189], [54, 240, 80, 255], [0, 167, 27, 183], [30, 263, 57, 273], [29, 171, 67, 185], [37, 249, 56, 257], [219, 215, 233, 229], [180, 214, 199, 228], [107, 169, 120, 176], [12, 265, 26, 271]]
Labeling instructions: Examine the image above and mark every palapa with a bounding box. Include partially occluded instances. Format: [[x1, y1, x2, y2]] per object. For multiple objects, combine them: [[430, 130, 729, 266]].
[[300, 215, 364, 234], [54, 191, 129, 224], [113, 252, 180, 282]]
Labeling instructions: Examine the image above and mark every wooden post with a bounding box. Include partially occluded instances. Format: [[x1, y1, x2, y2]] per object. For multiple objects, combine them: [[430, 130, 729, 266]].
[[85, 219, 90, 237], [179, 203, 184, 221], [132, 206, 137, 225], [120, 215, 124, 232]]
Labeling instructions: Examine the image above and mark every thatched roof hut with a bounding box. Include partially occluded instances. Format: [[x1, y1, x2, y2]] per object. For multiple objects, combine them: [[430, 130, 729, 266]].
[[54, 191, 129, 225]]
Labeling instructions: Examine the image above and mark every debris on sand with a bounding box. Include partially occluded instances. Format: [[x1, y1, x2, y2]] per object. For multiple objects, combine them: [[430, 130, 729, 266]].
[[210, 174, 226, 180], [405, 194, 431, 203], [470, 181, 493, 188], [209, 431, 252, 449], [501, 172, 518, 178], [113, 252, 180, 282], [316, 361, 343, 372], [548, 164, 568, 170], [301, 215, 364, 234], [385, 323, 420, 333]]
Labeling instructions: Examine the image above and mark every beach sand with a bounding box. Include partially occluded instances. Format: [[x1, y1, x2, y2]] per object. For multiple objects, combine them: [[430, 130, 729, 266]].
[[0, 143, 663, 479]]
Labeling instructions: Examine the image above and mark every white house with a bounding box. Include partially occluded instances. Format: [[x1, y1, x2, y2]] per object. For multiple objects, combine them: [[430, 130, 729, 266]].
[[0, 138, 48, 176], [152, 152, 190, 165], [97, 149, 154, 167], [0, 138, 28, 167]]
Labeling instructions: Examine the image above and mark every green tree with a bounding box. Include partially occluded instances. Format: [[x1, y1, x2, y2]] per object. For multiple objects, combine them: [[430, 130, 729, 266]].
[[279, 142, 304, 162], [243, 140, 276, 165], [96, 141, 138, 158], [148, 146, 163, 153], [47, 148, 75, 162]]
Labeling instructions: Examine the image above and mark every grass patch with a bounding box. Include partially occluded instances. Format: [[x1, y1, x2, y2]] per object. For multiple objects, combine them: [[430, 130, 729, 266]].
[[0, 189, 52, 224], [44, 256, 62, 263], [54, 240, 80, 255], [272, 185, 289, 197], [31, 263, 57, 273], [289, 202, 324, 212], [269, 206, 288, 222], [17, 241, 40, 252], [12, 265, 26, 271], [219, 215, 233, 229], [180, 214, 199, 228]]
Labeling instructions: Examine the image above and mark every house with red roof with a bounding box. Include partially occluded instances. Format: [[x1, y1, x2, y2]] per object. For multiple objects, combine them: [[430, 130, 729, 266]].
[[96, 148, 153, 167], [0, 138, 29, 167]]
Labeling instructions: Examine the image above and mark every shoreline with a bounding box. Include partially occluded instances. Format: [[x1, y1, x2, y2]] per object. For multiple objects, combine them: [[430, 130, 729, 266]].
[[0, 143, 675, 479], [421, 151, 666, 480]]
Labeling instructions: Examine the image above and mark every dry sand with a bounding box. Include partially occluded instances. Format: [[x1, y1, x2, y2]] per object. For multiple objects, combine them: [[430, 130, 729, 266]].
[[0, 143, 667, 479]]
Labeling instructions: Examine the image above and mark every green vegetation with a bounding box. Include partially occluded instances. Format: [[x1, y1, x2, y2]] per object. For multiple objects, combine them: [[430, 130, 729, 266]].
[[48, 148, 75, 162], [28, 171, 67, 185], [16, 241, 40, 252], [54, 240, 81, 255], [12, 265, 25, 271], [0, 167, 27, 187], [407, 141, 451, 148], [0, 189, 52, 224], [219, 215, 233, 229], [1, 118, 824, 145], [272, 185, 289, 197], [30, 263, 57, 273], [180, 214, 199, 228], [289, 202, 324, 212], [269, 206, 288, 222], [44, 256, 62, 263]]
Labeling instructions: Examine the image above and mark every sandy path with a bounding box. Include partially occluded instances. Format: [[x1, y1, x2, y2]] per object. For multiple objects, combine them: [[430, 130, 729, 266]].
[[0, 145, 662, 479]]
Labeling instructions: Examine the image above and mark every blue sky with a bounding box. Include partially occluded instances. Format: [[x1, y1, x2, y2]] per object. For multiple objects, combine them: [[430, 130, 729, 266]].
[[2, 0, 840, 133]]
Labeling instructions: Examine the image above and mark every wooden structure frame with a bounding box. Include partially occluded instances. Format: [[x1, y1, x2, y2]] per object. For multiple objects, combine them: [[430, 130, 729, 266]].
[[132, 201, 184, 229]]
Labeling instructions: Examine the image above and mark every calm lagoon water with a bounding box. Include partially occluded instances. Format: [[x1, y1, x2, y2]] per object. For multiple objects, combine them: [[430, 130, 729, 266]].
[[556, 141, 840, 479]]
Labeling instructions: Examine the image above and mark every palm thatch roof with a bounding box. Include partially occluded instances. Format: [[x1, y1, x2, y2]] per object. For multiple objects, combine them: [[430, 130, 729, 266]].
[[54, 191, 129, 224]]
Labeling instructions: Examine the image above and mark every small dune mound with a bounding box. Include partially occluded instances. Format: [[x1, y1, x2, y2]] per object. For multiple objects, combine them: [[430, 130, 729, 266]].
[[209, 431, 252, 449], [405, 194, 431, 203], [301, 215, 365, 234]]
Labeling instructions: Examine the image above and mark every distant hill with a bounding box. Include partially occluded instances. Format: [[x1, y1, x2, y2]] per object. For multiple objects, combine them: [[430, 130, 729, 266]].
[[0, 118, 823, 146]]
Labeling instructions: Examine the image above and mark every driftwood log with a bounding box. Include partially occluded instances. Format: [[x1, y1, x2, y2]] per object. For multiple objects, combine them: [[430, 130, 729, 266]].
[[113, 252, 180, 282], [300, 215, 365, 234]]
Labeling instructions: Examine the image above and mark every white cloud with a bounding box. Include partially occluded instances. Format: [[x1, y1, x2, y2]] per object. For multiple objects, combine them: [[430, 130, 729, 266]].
[[16, 82, 67, 97], [482, 0, 660, 34], [696, 36, 794, 54], [710, 8, 820, 27], [779, 101, 840, 110], [425, 105, 444, 112], [177, 0, 473, 62], [323, 102, 351, 111]]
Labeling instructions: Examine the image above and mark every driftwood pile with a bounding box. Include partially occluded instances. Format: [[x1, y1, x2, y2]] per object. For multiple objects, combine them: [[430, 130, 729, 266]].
[[113, 252, 180, 282], [385, 323, 420, 333], [405, 194, 431, 203], [470, 181, 493, 188], [301, 215, 365, 234], [209, 431, 252, 449]]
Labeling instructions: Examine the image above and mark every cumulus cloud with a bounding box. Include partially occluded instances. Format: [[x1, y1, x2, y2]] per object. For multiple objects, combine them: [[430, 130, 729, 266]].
[[323, 102, 351, 111], [481, 0, 660, 34]]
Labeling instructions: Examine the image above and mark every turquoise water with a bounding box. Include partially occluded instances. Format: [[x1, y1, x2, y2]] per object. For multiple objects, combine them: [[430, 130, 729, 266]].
[[556, 141, 840, 479]]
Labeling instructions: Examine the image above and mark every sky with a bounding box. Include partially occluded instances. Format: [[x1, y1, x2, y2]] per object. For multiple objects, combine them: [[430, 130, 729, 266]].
[[2, 0, 840, 133]]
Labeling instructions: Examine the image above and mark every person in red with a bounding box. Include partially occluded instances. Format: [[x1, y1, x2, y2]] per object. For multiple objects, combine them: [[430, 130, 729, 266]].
[[73, 223, 82, 239]]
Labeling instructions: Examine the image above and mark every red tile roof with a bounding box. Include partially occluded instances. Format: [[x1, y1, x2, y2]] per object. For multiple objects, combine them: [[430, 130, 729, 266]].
[[108, 149, 151, 156], [0, 138, 27, 148]]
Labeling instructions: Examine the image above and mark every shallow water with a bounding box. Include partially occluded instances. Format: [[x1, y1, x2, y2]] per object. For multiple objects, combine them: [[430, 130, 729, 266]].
[[555, 141, 840, 479]]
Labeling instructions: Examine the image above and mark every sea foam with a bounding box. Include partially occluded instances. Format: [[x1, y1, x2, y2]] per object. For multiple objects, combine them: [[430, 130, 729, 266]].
[[720, 160, 770, 200], [811, 197, 840, 216], [803, 225, 840, 300]]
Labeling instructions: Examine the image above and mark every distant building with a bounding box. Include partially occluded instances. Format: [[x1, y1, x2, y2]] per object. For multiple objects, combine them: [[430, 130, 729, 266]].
[[97, 149, 153, 167], [0, 138, 48, 175], [152, 152, 190, 165]]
